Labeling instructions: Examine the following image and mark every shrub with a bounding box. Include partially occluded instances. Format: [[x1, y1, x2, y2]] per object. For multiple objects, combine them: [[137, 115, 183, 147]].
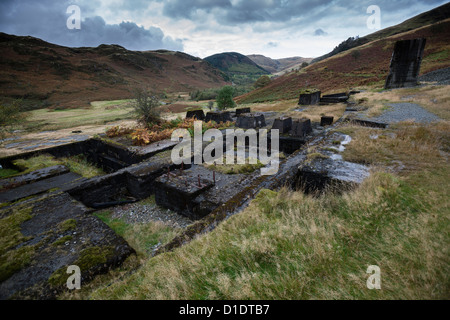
[[130, 118, 234, 146], [132, 88, 162, 128], [106, 126, 134, 138]]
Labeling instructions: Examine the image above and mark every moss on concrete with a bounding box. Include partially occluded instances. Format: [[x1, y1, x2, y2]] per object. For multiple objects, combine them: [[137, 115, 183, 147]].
[[0, 206, 34, 282], [48, 246, 115, 287], [299, 88, 320, 95], [51, 235, 73, 247], [59, 219, 77, 232]]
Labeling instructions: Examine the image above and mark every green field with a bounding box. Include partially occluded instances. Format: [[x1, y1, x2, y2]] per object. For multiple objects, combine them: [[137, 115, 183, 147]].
[[23, 99, 135, 132]]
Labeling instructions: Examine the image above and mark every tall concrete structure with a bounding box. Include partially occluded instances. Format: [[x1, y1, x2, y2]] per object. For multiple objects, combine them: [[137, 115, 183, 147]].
[[385, 38, 426, 89]]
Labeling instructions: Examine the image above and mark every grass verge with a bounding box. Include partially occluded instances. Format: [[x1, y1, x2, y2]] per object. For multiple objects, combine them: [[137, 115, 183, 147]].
[[11, 154, 104, 178]]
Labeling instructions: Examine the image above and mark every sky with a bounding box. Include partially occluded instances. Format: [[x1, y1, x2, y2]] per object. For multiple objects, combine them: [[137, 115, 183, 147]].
[[0, 0, 447, 59]]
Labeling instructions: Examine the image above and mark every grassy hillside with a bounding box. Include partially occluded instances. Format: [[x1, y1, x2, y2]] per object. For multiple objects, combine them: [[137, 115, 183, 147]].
[[312, 2, 450, 63], [236, 19, 450, 104], [204, 52, 270, 86], [0, 33, 229, 109]]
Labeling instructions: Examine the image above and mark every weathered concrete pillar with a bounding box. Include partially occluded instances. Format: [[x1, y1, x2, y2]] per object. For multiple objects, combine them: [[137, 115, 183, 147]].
[[291, 118, 312, 137], [384, 38, 426, 89], [272, 117, 292, 134]]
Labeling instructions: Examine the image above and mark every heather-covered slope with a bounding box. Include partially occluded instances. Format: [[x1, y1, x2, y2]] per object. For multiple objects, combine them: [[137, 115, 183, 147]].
[[0, 33, 229, 109], [236, 18, 450, 104]]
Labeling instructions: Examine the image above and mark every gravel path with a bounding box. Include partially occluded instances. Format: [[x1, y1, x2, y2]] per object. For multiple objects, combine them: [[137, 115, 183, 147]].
[[369, 103, 440, 124], [110, 201, 193, 229], [357, 102, 440, 124], [419, 67, 450, 85]]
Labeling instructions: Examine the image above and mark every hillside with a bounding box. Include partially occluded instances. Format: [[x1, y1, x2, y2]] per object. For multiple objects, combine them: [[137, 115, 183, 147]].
[[204, 52, 270, 86], [236, 17, 450, 104], [0, 33, 229, 109], [247, 54, 314, 74], [312, 2, 450, 63]]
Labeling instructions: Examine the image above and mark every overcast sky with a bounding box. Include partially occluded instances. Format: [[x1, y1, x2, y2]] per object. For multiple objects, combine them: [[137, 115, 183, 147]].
[[0, 0, 447, 59]]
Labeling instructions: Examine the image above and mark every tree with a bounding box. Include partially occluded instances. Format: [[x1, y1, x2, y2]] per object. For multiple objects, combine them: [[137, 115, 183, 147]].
[[254, 75, 271, 89], [216, 86, 236, 110], [0, 100, 27, 140], [301, 62, 309, 68], [132, 88, 162, 127]]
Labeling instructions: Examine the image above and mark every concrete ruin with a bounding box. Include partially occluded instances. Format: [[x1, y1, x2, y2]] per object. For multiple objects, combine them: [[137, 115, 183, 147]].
[[154, 171, 214, 220], [205, 111, 233, 123], [0, 109, 374, 299], [235, 107, 251, 116], [186, 109, 205, 121], [236, 113, 266, 129], [320, 116, 334, 126], [385, 38, 427, 89], [291, 118, 312, 138], [272, 117, 293, 134], [0, 192, 135, 299], [320, 93, 349, 104], [299, 90, 321, 105], [294, 132, 370, 194]]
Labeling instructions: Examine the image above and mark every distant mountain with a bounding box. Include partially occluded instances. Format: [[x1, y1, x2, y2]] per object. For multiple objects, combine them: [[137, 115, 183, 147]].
[[246, 55, 281, 74], [204, 52, 269, 86], [312, 2, 450, 63], [247, 55, 314, 75], [0, 33, 229, 109]]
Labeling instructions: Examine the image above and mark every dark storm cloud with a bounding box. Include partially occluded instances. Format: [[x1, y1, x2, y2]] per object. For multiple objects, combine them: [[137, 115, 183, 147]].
[[161, 0, 333, 24], [0, 0, 183, 51], [162, 0, 232, 19], [160, 0, 448, 27]]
